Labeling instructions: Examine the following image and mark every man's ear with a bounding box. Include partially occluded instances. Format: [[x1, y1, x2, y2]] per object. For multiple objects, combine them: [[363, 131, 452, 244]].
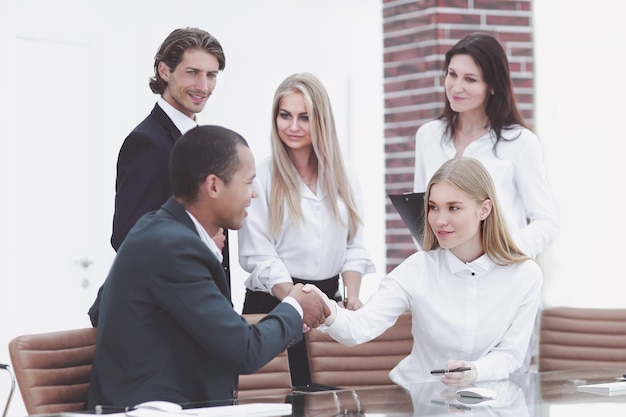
[[480, 199, 493, 220], [202, 174, 222, 198], [157, 61, 171, 81]]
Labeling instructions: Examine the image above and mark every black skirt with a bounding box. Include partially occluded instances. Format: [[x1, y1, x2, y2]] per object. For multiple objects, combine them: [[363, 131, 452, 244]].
[[241, 275, 341, 388]]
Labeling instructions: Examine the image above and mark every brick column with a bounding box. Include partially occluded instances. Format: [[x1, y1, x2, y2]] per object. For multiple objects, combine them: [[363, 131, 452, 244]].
[[383, 0, 534, 271]]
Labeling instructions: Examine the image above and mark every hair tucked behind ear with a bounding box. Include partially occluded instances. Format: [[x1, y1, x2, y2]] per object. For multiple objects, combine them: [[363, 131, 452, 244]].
[[423, 157, 529, 265]]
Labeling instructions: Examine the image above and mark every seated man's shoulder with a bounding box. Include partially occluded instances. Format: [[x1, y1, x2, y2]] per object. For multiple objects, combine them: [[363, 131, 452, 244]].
[[122, 211, 199, 254]]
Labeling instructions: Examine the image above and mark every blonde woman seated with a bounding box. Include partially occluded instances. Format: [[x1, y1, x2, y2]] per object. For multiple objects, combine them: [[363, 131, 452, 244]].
[[310, 157, 542, 386]]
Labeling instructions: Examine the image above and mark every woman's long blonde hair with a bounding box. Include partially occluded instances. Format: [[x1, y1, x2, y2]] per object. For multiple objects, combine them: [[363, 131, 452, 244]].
[[268, 73, 360, 241], [422, 157, 529, 265]]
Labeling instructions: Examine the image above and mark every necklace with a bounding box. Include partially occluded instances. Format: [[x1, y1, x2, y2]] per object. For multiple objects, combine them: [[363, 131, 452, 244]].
[[297, 160, 318, 186], [302, 172, 316, 186]]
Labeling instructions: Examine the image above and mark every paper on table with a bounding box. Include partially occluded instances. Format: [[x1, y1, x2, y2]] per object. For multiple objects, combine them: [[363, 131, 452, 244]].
[[181, 403, 292, 417], [62, 414, 126, 417], [126, 403, 292, 417], [577, 380, 626, 396]]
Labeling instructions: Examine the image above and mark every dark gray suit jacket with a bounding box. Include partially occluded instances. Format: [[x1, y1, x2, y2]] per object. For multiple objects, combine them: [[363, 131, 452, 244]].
[[86, 198, 301, 409]]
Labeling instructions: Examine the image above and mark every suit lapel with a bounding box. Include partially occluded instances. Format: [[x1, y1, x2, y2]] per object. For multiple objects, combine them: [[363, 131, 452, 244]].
[[150, 104, 182, 144], [160, 198, 232, 301]]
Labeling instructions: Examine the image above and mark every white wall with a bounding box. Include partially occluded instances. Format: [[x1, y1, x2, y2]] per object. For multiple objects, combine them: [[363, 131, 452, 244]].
[[0, 1, 384, 416], [1, 0, 623, 415], [193, 1, 387, 310], [533, 0, 626, 308], [90, 0, 387, 312], [0, 1, 19, 416]]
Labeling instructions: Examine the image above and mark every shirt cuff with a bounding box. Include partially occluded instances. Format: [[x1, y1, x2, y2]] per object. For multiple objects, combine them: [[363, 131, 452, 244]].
[[281, 296, 303, 319]]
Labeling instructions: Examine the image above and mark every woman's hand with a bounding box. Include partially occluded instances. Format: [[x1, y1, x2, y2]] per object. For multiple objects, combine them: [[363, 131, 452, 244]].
[[341, 295, 363, 310], [439, 360, 477, 386], [271, 282, 295, 301], [340, 271, 363, 310], [211, 227, 226, 250]]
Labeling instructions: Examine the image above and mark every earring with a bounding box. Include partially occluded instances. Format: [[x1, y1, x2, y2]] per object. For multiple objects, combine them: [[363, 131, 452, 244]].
[[490, 89, 495, 95]]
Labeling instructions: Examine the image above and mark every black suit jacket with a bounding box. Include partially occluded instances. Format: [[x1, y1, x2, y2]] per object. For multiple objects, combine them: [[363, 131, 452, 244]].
[[110, 103, 181, 251], [110, 103, 229, 268], [86, 198, 301, 409]]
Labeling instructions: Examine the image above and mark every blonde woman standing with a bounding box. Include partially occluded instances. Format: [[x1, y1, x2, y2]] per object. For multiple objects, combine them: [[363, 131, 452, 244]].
[[238, 72, 375, 386]]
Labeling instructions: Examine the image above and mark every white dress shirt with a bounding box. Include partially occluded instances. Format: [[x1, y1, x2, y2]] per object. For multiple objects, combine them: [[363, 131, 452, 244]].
[[323, 248, 543, 384], [187, 210, 223, 263], [157, 96, 198, 134], [186, 209, 303, 318], [413, 119, 559, 258], [238, 157, 375, 295]]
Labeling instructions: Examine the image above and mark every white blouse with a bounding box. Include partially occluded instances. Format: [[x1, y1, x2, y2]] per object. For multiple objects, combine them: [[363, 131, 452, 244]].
[[238, 157, 375, 295], [323, 248, 543, 384], [413, 119, 559, 258]]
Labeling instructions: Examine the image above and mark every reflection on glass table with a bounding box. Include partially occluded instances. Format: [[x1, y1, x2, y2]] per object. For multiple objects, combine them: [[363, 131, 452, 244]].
[[100, 368, 626, 417]]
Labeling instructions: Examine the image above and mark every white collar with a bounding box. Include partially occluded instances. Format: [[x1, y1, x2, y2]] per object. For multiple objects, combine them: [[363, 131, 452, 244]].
[[157, 97, 198, 135], [185, 210, 223, 263], [445, 249, 493, 275]]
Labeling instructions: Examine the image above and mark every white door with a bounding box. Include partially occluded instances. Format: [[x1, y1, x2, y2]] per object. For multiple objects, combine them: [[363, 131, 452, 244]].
[[12, 37, 110, 333]]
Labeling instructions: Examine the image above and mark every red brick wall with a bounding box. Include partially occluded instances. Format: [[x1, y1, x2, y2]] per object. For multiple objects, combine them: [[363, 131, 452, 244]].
[[383, 0, 534, 271]]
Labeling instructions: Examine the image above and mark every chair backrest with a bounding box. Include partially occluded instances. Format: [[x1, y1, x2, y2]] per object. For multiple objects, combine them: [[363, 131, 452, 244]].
[[8, 328, 97, 415], [238, 314, 293, 399], [538, 307, 626, 371], [305, 311, 413, 389]]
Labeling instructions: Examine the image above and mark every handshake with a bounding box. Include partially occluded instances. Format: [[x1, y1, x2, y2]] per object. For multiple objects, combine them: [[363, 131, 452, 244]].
[[287, 283, 338, 330]]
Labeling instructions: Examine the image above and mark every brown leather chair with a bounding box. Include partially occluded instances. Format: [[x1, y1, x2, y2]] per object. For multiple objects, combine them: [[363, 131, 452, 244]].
[[8, 318, 292, 413], [238, 314, 293, 399], [8, 328, 97, 415], [538, 307, 626, 371], [304, 311, 413, 389]]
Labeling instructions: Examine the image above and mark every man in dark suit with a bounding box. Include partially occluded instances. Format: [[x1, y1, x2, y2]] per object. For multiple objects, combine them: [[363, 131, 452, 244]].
[[85, 125, 330, 409], [89, 28, 228, 326], [111, 27, 226, 252]]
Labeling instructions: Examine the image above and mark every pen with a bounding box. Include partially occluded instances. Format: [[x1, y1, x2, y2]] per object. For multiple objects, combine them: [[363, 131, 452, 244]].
[[343, 286, 348, 308], [430, 399, 471, 411], [95, 405, 131, 414], [430, 366, 472, 375]]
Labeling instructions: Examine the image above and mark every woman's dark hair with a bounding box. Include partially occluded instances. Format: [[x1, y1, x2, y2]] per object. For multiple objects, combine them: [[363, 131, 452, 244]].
[[169, 125, 248, 204], [440, 32, 528, 150], [149, 27, 226, 95]]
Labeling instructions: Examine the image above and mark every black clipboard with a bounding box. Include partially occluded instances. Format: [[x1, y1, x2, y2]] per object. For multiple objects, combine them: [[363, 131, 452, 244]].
[[388, 192, 425, 248]]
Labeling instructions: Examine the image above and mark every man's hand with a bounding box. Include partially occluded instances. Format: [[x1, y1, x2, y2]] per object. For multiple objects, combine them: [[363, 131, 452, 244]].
[[301, 284, 338, 326], [211, 227, 226, 250], [288, 283, 330, 329]]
